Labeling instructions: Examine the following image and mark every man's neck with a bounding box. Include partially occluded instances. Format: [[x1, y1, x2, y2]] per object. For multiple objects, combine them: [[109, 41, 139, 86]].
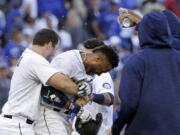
[[80, 53, 87, 63], [31, 45, 47, 58]]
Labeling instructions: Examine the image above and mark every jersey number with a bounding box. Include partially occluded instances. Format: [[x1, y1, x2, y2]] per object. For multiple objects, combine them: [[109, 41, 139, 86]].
[[16, 56, 23, 67]]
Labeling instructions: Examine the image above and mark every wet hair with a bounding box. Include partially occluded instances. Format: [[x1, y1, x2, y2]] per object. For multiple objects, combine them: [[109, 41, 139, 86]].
[[83, 38, 105, 49], [33, 28, 60, 47], [92, 45, 119, 68]]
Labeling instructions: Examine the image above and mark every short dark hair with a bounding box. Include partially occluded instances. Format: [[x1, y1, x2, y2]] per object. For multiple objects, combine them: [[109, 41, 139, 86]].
[[83, 38, 105, 49], [33, 28, 60, 47], [92, 45, 119, 68]]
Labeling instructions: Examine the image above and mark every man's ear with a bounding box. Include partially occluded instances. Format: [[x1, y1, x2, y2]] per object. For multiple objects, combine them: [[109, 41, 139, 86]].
[[94, 55, 103, 62], [46, 42, 52, 49]]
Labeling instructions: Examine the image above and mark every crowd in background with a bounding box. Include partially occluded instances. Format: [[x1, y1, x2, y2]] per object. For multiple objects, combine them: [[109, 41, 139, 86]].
[[0, 0, 179, 112]]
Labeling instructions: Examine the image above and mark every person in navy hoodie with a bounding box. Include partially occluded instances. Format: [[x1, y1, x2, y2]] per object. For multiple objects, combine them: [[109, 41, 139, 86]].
[[162, 10, 180, 50], [112, 11, 180, 135]]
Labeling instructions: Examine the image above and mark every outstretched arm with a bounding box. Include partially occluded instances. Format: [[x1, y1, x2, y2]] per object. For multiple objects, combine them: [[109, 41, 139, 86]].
[[118, 8, 142, 27]]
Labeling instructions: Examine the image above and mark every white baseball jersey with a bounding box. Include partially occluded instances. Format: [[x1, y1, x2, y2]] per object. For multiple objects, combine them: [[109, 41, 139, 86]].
[[34, 50, 92, 135], [1, 48, 58, 121], [84, 73, 114, 135], [52, 50, 88, 81], [72, 73, 114, 135], [51, 50, 92, 99]]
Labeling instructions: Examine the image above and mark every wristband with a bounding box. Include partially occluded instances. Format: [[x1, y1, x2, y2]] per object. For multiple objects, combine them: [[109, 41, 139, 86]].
[[92, 93, 104, 104]]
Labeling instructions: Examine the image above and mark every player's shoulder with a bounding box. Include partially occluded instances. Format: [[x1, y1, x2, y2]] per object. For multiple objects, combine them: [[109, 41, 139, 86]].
[[56, 49, 79, 57], [93, 73, 113, 86], [93, 72, 114, 93], [51, 50, 80, 63], [22, 48, 49, 65], [95, 73, 112, 80]]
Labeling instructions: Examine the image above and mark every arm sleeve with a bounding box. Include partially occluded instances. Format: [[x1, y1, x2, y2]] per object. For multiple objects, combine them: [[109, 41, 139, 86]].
[[93, 73, 114, 95], [112, 56, 144, 135], [31, 57, 58, 86]]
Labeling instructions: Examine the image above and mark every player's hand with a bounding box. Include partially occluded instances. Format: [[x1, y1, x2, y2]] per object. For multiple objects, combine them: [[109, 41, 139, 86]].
[[75, 96, 91, 106], [77, 81, 92, 97], [118, 8, 142, 27], [76, 108, 92, 123]]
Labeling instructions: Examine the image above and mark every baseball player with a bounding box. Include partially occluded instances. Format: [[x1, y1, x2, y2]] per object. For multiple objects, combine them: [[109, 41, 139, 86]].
[[34, 39, 119, 135], [0, 29, 87, 135], [71, 39, 114, 135]]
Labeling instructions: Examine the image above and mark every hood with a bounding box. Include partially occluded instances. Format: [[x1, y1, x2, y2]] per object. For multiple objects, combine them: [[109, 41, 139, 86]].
[[162, 10, 180, 36], [162, 10, 180, 50], [137, 11, 173, 48]]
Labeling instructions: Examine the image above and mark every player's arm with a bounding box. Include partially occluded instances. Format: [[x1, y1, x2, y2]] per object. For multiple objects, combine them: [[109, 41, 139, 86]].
[[47, 72, 79, 95], [117, 8, 142, 27], [47, 56, 91, 96], [90, 74, 115, 106]]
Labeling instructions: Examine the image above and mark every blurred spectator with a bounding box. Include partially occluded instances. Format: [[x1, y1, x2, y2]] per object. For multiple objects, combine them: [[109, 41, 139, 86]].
[[36, 11, 59, 31], [99, 0, 111, 12], [22, 28, 33, 48], [66, 1, 88, 48], [94, 0, 121, 40], [21, 0, 38, 18], [3, 28, 25, 65], [0, 48, 8, 65], [6, 1, 24, 38], [23, 15, 37, 31], [165, 0, 180, 18], [9, 57, 18, 75], [85, 0, 101, 38], [73, 0, 87, 18], [22, 16, 38, 47], [120, 0, 139, 9], [56, 19, 73, 53], [0, 0, 5, 5], [143, 0, 165, 14], [0, 62, 10, 113], [0, 10, 5, 35], [37, 0, 67, 20]]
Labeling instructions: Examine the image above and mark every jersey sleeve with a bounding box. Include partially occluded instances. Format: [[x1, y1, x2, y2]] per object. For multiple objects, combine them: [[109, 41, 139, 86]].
[[31, 57, 58, 85], [93, 73, 114, 95]]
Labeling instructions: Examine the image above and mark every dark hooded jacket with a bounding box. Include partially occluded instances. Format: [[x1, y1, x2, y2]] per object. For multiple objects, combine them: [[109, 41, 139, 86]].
[[112, 11, 180, 135], [162, 10, 180, 50]]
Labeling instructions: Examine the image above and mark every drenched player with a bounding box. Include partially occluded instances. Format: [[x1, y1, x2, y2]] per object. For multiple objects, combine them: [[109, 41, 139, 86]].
[[34, 38, 119, 135], [72, 38, 115, 135]]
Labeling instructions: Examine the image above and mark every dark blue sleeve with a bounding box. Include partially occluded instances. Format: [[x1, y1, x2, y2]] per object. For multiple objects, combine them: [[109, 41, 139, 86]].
[[112, 56, 144, 135]]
